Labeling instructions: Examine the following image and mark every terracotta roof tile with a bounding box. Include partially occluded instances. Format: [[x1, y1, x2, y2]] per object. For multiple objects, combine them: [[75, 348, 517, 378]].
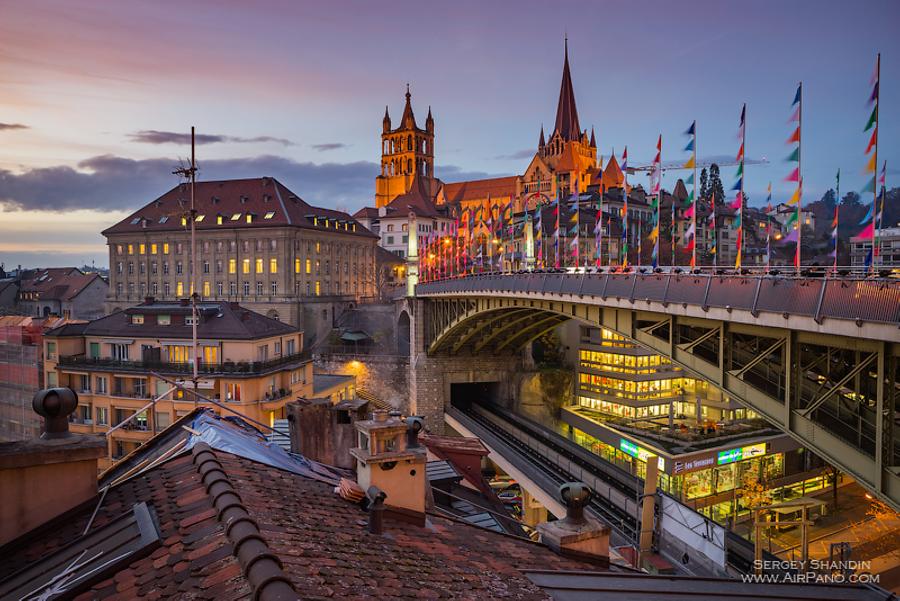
[[0, 435, 595, 600], [102, 177, 376, 239], [442, 176, 519, 205]]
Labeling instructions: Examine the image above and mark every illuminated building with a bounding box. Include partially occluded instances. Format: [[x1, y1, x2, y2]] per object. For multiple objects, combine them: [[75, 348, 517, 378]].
[[565, 326, 833, 525], [43, 299, 352, 470]]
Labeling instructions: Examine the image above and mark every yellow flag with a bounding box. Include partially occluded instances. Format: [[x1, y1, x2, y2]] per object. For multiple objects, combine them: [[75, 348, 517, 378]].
[[649, 226, 659, 241], [683, 156, 696, 169], [866, 152, 877, 173], [787, 187, 801, 205]]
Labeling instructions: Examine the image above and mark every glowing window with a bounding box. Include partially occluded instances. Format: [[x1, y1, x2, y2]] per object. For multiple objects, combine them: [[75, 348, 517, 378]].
[[150, 243, 158, 254], [246, 214, 254, 223], [231, 213, 241, 221], [255, 258, 264, 273], [229, 259, 236, 274], [295, 258, 301, 273], [264, 211, 275, 219], [181, 217, 187, 226], [176, 282, 184, 296], [139, 244, 146, 254], [202, 281, 210, 297], [242, 259, 250, 274], [315, 281, 321, 296], [305, 258, 311, 274], [163, 243, 169, 254], [269, 258, 277, 273], [217, 215, 223, 225], [195, 214, 205, 222], [128, 244, 134, 255]]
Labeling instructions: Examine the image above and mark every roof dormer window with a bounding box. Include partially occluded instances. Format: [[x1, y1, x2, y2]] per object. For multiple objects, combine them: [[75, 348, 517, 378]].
[[246, 213, 254, 223]]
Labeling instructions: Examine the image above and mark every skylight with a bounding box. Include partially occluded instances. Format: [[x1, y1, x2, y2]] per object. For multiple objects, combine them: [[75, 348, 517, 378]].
[[264, 211, 276, 219], [195, 214, 205, 222], [159, 216, 169, 224], [231, 213, 242, 221], [130, 217, 141, 225]]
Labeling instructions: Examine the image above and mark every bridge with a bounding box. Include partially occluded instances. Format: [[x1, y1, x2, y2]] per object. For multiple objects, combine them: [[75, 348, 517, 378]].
[[406, 271, 900, 510]]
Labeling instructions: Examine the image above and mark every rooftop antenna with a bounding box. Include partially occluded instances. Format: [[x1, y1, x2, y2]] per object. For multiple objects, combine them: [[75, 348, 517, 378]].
[[173, 126, 199, 403]]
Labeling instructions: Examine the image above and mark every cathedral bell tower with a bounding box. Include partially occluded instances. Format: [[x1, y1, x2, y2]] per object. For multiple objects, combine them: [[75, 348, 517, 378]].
[[375, 85, 435, 208]]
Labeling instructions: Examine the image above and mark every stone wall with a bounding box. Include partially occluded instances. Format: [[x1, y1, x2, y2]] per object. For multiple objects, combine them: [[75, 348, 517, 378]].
[[407, 298, 524, 433], [314, 353, 409, 410]]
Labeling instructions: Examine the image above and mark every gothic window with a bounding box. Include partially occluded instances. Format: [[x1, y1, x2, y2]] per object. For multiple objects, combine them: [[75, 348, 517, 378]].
[[407, 159, 412, 172], [407, 135, 412, 151]]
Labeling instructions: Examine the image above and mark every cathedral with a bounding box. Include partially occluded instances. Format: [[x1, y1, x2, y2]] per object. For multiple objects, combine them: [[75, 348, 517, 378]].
[[370, 41, 627, 215]]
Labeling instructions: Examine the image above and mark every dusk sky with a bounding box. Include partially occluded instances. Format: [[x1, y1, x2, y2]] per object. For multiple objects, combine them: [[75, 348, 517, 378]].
[[1, 0, 897, 268]]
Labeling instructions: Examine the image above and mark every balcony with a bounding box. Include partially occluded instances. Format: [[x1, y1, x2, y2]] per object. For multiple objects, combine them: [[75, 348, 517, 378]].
[[57, 350, 312, 377]]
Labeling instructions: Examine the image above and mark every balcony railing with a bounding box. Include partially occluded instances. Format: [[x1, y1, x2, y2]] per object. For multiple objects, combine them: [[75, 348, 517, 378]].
[[58, 350, 312, 376]]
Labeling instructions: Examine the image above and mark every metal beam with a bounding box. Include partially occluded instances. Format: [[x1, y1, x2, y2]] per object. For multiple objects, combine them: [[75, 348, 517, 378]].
[[472, 310, 548, 354], [798, 352, 877, 418], [452, 308, 533, 354]]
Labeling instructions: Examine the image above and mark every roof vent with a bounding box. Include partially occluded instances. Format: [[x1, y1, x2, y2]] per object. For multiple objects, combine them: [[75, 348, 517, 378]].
[[32, 387, 78, 439], [240, 195, 248, 204]]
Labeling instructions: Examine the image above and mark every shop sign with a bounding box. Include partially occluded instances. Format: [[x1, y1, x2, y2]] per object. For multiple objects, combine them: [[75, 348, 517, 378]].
[[673, 456, 715, 474], [717, 442, 767, 465], [619, 439, 665, 471]]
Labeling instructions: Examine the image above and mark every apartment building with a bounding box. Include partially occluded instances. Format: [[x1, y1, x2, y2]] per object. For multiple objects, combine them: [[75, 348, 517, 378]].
[[16, 267, 108, 320], [102, 177, 379, 328], [44, 298, 315, 469]]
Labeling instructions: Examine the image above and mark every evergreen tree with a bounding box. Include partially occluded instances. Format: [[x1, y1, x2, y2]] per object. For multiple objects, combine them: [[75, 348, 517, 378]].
[[699, 167, 709, 201], [708, 164, 726, 206], [820, 189, 837, 210]]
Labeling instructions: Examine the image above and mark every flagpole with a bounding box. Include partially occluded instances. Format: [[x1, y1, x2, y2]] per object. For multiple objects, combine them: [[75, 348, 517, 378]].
[[833, 169, 840, 275], [692, 122, 698, 270], [876, 160, 886, 267], [796, 82, 802, 272], [736, 104, 746, 271], [711, 192, 717, 269], [871, 53, 880, 274], [622, 147, 629, 269]]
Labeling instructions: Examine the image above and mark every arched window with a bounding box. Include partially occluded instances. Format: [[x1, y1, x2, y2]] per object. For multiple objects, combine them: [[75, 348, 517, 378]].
[[407, 135, 412, 151], [407, 159, 412, 172]]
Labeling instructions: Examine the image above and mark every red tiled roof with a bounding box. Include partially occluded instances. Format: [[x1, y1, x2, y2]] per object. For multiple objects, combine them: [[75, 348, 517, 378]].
[[18, 268, 105, 301], [384, 176, 442, 218], [0, 442, 593, 600], [102, 177, 376, 239], [442, 176, 519, 205], [353, 206, 380, 220], [45, 300, 297, 341]]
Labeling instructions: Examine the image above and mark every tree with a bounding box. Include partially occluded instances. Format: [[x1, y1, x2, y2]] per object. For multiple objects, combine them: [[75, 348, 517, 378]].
[[699, 167, 709, 201], [841, 191, 861, 206], [820, 189, 837, 211], [708, 164, 726, 207]]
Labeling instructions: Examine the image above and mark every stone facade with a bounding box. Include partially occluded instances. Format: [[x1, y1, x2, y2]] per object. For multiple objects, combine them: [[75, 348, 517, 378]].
[[406, 298, 523, 432]]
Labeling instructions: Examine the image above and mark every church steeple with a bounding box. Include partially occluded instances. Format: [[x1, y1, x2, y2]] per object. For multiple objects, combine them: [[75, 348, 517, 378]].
[[383, 106, 391, 133], [553, 38, 581, 142], [539, 125, 546, 149], [401, 83, 416, 128], [589, 126, 596, 148]]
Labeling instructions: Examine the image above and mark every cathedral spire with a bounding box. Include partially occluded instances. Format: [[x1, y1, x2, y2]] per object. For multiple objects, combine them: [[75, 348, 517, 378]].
[[589, 126, 596, 148], [401, 83, 416, 128], [539, 124, 546, 148], [553, 38, 581, 142]]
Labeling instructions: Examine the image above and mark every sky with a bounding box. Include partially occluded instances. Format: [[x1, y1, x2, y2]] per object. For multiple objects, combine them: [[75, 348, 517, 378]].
[[0, 0, 897, 269]]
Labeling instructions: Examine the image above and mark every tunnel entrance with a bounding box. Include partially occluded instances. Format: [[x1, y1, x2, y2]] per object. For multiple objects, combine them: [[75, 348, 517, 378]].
[[450, 382, 500, 412]]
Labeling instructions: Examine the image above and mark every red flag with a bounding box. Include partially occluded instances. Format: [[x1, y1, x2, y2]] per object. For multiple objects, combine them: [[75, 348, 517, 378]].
[[787, 127, 800, 144]]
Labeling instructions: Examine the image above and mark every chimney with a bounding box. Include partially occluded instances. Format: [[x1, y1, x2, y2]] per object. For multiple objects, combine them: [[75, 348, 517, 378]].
[[350, 413, 426, 523], [0, 388, 106, 546], [536, 483, 610, 566]]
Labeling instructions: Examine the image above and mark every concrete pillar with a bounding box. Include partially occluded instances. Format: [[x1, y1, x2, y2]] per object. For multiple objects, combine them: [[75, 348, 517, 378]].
[[521, 488, 548, 527]]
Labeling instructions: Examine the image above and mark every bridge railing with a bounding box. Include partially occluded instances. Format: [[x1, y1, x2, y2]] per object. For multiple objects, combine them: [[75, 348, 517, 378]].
[[416, 271, 900, 326]]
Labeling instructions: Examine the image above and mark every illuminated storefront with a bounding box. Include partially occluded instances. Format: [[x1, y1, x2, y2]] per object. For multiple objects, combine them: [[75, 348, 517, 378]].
[[564, 408, 828, 526]]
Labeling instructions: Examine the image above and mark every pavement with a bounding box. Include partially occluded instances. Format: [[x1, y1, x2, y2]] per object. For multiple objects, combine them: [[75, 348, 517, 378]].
[[749, 482, 900, 592]]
